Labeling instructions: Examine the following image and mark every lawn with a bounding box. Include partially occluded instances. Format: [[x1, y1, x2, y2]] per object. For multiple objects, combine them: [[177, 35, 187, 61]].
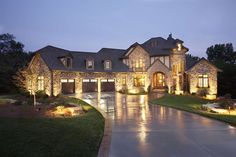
[[151, 94, 236, 126], [0, 96, 104, 157]]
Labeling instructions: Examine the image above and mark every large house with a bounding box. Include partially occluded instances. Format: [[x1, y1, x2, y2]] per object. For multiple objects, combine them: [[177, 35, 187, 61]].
[[26, 34, 220, 99]]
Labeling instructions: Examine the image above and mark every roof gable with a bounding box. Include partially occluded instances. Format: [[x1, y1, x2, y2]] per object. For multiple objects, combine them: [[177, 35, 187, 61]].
[[186, 57, 222, 72]]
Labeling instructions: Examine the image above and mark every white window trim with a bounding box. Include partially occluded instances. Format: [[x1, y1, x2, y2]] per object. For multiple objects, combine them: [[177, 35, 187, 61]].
[[86, 60, 94, 70], [104, 60, 112, 70]]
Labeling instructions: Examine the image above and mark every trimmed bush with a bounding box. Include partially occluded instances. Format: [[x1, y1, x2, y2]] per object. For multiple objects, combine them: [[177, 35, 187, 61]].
[[197, 88, 208, 97], [35, 90, 48, 98]]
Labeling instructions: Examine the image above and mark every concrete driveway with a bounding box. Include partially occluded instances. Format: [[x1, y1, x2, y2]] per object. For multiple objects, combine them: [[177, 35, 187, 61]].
[[77, 92, 236, 157]]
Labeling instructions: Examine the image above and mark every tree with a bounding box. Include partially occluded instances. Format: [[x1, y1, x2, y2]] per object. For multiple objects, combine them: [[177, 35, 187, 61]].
[[0, 33, 32, 93], [206, 43, 236, 64], [186, 54, 200, 61], [206, 43, 236, 98]]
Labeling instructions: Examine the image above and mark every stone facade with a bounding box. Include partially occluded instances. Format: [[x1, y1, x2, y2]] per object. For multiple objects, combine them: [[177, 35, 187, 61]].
[[187, 59, 218, 96], [147, 59, 172, 92], [27, 54, 51, 95], [26, 36, 220, 99]]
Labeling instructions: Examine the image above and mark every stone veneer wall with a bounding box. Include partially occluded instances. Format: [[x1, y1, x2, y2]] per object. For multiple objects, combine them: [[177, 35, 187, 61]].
[[128, 45, 150, 70], [147, 59, 172, 92], [170, 50, 186, 91], [187, 60, 218, 95], [27, 54, 52, 95]]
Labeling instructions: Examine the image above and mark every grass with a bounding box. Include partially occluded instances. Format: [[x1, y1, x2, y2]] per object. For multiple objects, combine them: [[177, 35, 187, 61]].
[[151, 94, 236, 126], [0, 97, 104, 157]]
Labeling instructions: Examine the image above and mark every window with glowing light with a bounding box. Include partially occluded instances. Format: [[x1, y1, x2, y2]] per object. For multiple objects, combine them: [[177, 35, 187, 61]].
[[133, 76, 145, 87], [37, 76, 44, 91], [122, 77, 126, 85], [153, 72, 165, 88], [133, 58, 145, 71], [198, 74, 209, 88], [177, 43, 182, 51]]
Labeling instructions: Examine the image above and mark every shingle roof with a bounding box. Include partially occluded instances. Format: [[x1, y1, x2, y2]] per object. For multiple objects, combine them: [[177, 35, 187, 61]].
[[186, 57, 222, 72], [37, 45, 129, 72], [123, 35, 188, 57], [36, 35, 188, 72], [185, 55, 199, 70]]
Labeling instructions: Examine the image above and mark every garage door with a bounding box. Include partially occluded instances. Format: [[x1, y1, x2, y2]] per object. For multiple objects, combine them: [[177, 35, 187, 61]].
[[101, 79, 115, 92], [61, 79, 75, 94], [82, 79, 98, 92]]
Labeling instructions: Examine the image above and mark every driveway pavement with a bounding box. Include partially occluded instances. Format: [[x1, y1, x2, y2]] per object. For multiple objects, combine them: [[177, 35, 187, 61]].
[[77, 92, 236, 157]]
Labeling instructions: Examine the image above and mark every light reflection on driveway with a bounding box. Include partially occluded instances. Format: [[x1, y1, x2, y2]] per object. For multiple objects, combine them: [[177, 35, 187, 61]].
[[76, 92, 236, 157]]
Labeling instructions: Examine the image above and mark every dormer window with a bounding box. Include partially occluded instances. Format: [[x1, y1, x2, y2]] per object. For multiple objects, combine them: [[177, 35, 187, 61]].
[[60, 57, 72, 68], [104, 60, 112, 70], [66, 57, 72, 68], [86, 60, 94, 70], [177, 43, 182, 51]]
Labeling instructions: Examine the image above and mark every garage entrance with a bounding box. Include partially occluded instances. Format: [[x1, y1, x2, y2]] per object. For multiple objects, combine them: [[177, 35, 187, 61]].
[[82, 79, 98, 92], [61, 79, 75, 94], [101, 79, 115, 92]]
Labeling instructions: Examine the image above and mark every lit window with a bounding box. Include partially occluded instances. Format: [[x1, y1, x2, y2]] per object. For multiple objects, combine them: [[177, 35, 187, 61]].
[[90, 79, 97, 82], [82, 79, 90, 82], [37, 76, 44, 91], [122, 77, 126, 85], [133, 59, 144, 69], [68, 79, 74, 83], [198, 74, 208, 87], [108, 79, 114, 82], [104, 60, 112, 70], [87, 60, 94, 70], [101, 79, 108, 82], [133, 76, 145, 87], [177, 43, 182, 51], [61, 79, 68, 83]]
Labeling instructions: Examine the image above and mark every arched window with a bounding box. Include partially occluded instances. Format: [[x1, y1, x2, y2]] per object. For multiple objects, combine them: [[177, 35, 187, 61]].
[[153, 72, 165, 89]]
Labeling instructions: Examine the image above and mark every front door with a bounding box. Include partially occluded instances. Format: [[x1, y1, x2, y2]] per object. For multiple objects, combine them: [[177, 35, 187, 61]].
[[153, 72, 165, 89]]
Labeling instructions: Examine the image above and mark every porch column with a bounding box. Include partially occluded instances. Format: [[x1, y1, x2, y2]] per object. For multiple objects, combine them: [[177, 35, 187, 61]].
[[98, 78, 101, 92]]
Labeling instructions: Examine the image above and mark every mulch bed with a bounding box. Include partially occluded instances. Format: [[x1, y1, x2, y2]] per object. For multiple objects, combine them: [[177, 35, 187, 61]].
[[0, 103, 85, 118]]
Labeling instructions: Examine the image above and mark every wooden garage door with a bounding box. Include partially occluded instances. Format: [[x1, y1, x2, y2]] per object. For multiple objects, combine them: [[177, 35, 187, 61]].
[[61, 79, 75, 94], [82, 79, 98, 92], [101, 79, 115, 92]]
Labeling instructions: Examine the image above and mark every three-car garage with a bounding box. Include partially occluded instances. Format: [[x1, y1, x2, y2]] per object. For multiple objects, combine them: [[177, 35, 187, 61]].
[[61, 78, 116, 94]]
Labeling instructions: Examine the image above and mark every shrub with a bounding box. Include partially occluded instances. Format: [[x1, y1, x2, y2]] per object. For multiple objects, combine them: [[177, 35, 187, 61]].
[[219, 99, 234, 110], [19, 89, 31, 97], [197, 88, 208, 97], [36, 90, 48, 98], [119, 87, 128, 94]]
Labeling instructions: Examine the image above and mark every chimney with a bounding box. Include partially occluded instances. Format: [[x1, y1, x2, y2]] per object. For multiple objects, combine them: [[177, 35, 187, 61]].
[[167, 33, 172, 40]]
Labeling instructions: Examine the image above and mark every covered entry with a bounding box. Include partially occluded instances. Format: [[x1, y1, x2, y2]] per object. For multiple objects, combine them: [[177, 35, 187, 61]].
[[152, 72, 165, 89], [101, 79, 115, 92], [82, 79, 98, 92], [61, 79, 75, 94]]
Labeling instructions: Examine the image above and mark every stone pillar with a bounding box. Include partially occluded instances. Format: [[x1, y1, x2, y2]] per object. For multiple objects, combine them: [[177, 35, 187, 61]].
[[98, 78, 101, 92]]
